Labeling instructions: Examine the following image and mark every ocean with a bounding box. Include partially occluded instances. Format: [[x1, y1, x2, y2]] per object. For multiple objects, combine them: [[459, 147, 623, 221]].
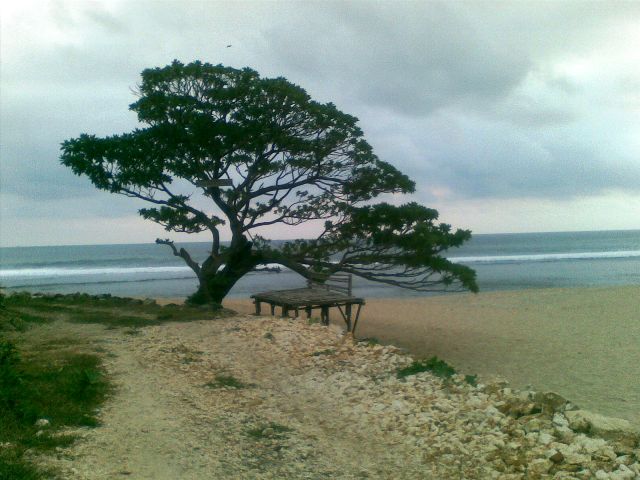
[[1, 230, 639, 299]]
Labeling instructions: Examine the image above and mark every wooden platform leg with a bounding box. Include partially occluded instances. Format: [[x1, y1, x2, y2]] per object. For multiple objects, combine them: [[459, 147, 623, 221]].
[[282, 305, 289, 317], [352, 304, 364, 336], [305, 307, 312, 319], [345, 303, 352, 332], [254, 300, 261, 315], [321, 306, 329, 325], [270, 304, 275, 315]]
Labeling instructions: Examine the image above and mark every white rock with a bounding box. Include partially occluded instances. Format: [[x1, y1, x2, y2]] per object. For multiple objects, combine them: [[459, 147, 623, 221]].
[[527, 458, 552, 475], [537, 432, 554, 445], [391, 399, 409, 413], [565, 410, 639, 442], [563, 452, 591, 466], [484, 405, 501, 417], [575, 435, 606, 453], [609, 465, 636, 480], [615, 455, 631, 466], [552, 413, 569, 428], [35, 418, 50, 428]]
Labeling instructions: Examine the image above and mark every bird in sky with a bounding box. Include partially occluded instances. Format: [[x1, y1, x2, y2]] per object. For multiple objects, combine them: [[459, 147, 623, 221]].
[[226, 44, 232, 48]]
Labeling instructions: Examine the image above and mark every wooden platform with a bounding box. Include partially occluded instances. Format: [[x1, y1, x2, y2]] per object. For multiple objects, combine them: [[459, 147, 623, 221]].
[[251, 283, 365, 333]]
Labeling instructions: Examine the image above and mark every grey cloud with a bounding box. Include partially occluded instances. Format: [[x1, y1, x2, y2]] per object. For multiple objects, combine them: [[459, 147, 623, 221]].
[[370, 113, 640, 202], [259, 2, 531, 116], [258, 2, 640, 119]]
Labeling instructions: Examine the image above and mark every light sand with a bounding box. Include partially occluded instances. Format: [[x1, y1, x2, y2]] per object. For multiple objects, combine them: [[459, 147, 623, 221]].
[[224, 285, 640, 428]]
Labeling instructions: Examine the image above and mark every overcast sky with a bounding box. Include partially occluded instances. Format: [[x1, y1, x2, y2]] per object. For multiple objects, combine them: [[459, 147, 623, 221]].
[[1, 0, 640, 247]]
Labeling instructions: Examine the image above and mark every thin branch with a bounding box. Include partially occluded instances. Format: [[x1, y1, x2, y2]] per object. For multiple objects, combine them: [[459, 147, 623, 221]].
[[155, 238, 201, 276]]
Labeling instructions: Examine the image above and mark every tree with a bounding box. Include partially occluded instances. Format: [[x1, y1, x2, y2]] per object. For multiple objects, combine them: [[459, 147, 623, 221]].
[[61, 60, 477, 305]]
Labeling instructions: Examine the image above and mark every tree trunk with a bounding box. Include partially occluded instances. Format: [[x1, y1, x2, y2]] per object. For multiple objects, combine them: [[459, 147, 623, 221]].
[[186, 238, 257, 306]]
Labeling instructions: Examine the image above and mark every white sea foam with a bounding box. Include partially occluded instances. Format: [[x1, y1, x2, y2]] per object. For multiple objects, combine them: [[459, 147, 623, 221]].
[[1, 252, 639, 279], [0, 263, 288, 279], [0, 266, 192, 278], [448, 250, 640, 264]]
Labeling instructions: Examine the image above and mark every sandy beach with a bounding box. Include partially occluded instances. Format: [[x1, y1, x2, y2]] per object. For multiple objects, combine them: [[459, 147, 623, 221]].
[[224, 285, 640, 428]]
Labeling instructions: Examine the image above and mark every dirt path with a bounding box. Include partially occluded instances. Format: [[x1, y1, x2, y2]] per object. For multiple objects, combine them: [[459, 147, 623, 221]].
[[47, 316, 427, 479]]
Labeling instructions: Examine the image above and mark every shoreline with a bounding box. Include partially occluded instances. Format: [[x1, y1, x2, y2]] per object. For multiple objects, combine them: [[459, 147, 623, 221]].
[[222, 285, 640, 428]]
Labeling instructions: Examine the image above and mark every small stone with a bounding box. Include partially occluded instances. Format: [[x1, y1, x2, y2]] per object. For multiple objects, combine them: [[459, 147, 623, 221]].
[[566, 410, 639, 444], [563, 452, 590, 466], [609, 465, 636, 480], [548, 450, 564, 464], [527, 458, 552, 475], [35, 418, 50, 428], [615, 455, 631, 465], [576, 436, 606, 453], [552, 413, 569, 428], [537, 432, 554, 445], [534, 391, 570, 414]]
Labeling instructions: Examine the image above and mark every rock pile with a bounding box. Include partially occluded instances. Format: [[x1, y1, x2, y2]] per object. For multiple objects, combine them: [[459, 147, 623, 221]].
[[230, 317, 640, 479], [40, 314, 639, 479]]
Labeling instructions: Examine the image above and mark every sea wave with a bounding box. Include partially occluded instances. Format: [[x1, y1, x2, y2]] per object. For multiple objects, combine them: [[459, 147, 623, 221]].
[[0, 266, 192, 278], [0, 257, 164, 269], [448, 250, 640, 264], [4, 276, 198, 289], [0, 263, 286, 279]]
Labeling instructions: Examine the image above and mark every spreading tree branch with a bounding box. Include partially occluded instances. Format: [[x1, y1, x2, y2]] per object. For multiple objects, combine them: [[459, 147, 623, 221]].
[[155, 238, 201, 276]]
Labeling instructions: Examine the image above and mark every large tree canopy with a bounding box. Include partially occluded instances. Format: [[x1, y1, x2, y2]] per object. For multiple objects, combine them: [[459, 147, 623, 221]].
[[61, 60, 477, 304]]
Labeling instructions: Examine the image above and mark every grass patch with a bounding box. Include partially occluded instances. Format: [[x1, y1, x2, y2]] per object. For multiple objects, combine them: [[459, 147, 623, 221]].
[[246, 422, 292, 440], [204, 374, 249, 389], [1, 293, 52, 333], [0, 340, 110, 479], [359, 337, 381, 346], [464, 374, 478, 387], [2, 291, 232, 331], [311, 348, 335, 356], [397, 356, 457, 380], [67, 310, 159, 328], [397, 356, 478, 386]]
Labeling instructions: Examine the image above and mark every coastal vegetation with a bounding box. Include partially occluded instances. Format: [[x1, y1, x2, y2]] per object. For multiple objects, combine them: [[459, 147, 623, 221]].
[[0, 291, 230, 478], [1, 293, 109, 479], [61, 60, 477, 306], [397, 356, 478, 386]]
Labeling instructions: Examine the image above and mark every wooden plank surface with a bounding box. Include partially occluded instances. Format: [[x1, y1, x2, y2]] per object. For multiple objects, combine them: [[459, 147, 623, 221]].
[[252, 287, 364, 307]]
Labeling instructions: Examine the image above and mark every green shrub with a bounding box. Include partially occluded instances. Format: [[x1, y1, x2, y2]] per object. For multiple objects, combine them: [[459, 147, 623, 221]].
[[246, 422, 292, 440], [205, 374, 248, 389], [0, 341, 23, 413], [397, 356, 456, 380], [464, 374, 478, 387], [0, 337, 110, 478], [359, 337, 381, 346], [311, 348, 335, 356]]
